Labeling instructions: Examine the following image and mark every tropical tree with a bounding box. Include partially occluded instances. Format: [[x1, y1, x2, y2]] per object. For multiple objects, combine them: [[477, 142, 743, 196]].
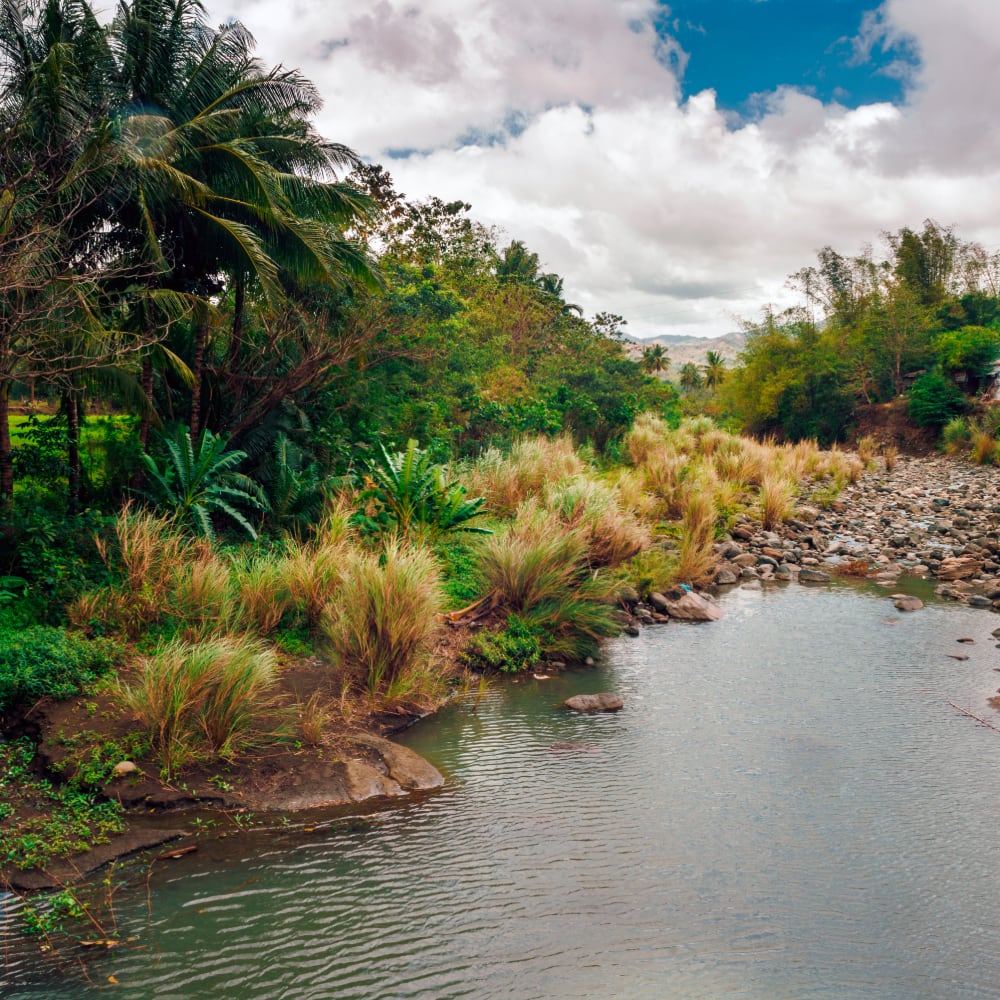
[[640, 343, 669, 375], [104, 0, 375, 442], [703, 350, 727, 388], [679, 361, 703, 390]]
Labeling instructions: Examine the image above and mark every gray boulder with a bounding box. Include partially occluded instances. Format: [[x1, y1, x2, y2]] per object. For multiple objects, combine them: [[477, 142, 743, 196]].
[[664, 591, 723, 622], [564, 693, 624, 713]]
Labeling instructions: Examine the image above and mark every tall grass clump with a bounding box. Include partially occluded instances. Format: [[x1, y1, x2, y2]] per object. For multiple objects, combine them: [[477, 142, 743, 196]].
[[674, 486, 717, 583], [477, 508, 619, 661], [970, 425, 998, 465], [231, 551, 290, 635], [856, 435, 878, 466], [544, 478, 648, 568], [119, 636, 279, 775], [942, 417, 972, 456], [626, 412, 671, 466], [882, 444, 899, 473], [169, 552, 237, 634], [322, 540, 444, 705], [468, 436, 583, 516], [758, 472, 796, 530], [279, 534, 350, 629], [73, 506, 193, 635]]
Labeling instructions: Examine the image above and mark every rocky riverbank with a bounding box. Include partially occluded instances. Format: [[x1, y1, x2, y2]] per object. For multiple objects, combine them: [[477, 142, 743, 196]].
[[712, 454, 1000, 608]]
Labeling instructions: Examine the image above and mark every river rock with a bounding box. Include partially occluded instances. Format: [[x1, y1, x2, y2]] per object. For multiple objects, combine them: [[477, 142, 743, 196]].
[[343, 759, 405, 801], [937, 555, 983, 581], [714, 567, 739, 586], [349, 733, 445, 790], [648, 591, 670, 612], [663, 591, 723, 621], [563, 693, 624, 713], [894, 597, 924, 611], [798, 569, 831, 583]]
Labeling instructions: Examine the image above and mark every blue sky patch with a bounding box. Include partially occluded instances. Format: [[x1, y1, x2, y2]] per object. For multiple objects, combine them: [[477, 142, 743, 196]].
[[659, 0, 920, 113]]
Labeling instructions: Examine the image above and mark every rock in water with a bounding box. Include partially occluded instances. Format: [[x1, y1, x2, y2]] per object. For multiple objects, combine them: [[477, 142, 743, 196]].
[[798, 569, 831, 584], [563, 693, 624, 713], [894, 597, 924, 612], [664, 591, 723, 622]]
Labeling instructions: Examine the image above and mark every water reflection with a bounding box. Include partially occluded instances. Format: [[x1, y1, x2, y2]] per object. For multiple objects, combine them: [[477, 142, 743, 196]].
[[4, 582, 1000, 999]]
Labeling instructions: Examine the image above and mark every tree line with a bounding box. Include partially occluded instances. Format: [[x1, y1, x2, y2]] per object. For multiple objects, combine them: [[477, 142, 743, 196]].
[[722, 220, 1000, 442]]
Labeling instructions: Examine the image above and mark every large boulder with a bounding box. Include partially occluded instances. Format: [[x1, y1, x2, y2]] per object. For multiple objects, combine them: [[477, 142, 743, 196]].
[[937, 555, 982, 581], [349, 733, 445, 790], [664, 591, 723, 622], [564, 693, 624, 713]]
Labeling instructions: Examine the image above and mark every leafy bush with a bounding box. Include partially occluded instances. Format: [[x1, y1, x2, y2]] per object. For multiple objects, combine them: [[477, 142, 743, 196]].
[[141, 425, 268, 540], [463, 614, 542, 673], [0, 627, 118, 713], [908, 372, 966, 428]]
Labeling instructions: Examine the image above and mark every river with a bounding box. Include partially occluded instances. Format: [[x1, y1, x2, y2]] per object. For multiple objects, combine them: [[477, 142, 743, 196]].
[[4, 581, 1000, 998]]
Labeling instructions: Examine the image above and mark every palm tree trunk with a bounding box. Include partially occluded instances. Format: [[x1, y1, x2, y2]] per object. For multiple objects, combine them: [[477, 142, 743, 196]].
[[138, 354, 154, 449], [66, 382, 81, 516], [190, 320, 207, 442], [0, 375, 13, 507], [226, 276, 245, 372], [132, 354, 155, 492]]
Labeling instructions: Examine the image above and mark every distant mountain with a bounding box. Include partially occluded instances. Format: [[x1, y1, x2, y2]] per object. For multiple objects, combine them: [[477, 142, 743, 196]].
[[625, 331, 745, 371]]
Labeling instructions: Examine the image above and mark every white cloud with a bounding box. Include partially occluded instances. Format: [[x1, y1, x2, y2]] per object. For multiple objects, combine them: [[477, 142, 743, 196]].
[[207, 0, 1000, 337]]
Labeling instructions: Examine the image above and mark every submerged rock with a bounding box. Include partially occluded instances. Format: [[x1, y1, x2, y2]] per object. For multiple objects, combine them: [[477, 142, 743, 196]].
[[563, 693, 624, 713], [894, 597, 924, 612], [798, 569, 831, 583]]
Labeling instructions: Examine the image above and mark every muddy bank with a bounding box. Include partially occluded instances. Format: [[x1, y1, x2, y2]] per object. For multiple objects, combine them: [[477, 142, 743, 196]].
[[2, 684, 445, 891]]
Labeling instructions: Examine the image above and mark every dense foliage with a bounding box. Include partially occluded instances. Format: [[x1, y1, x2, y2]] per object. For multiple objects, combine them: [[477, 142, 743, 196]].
[[722, 221, 1000, 443]]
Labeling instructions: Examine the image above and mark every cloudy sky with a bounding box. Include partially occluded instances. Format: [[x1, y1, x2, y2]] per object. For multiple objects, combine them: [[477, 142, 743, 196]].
[[202, 0, 1000, 338]]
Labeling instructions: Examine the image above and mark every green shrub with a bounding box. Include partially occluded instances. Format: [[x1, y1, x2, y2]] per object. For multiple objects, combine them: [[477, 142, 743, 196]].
[[0, 627, 118, 714], [907, 372, 966, 428], [463, 615, 542, 674], [354, 439, 490, 540], [941, 416, 973, 455]]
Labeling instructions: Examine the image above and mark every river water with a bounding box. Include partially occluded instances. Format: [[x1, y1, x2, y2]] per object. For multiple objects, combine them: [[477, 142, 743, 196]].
[[5, 581, 1000, 999]]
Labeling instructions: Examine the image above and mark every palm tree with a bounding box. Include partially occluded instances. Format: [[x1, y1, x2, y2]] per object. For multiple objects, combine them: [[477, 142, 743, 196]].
[[641, 344, 669, 375], [104, 0, 376, 441], [703, 350, 727, 389], [679, 361, 703, 390]]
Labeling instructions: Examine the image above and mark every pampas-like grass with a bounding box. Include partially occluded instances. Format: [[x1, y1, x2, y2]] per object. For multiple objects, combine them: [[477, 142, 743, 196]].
[[467, 436, 584, 516], [119, 636, 278, 775], [477, 507, 620, 660], [758, 472, 796, 530], [543, 478, 649, 568], [321, 540, 444, 704]]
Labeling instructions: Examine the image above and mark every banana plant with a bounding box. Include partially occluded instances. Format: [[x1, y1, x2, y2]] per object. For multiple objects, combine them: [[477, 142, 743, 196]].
[[140, 425, 268, 541], [358, 439, 490, 539]]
